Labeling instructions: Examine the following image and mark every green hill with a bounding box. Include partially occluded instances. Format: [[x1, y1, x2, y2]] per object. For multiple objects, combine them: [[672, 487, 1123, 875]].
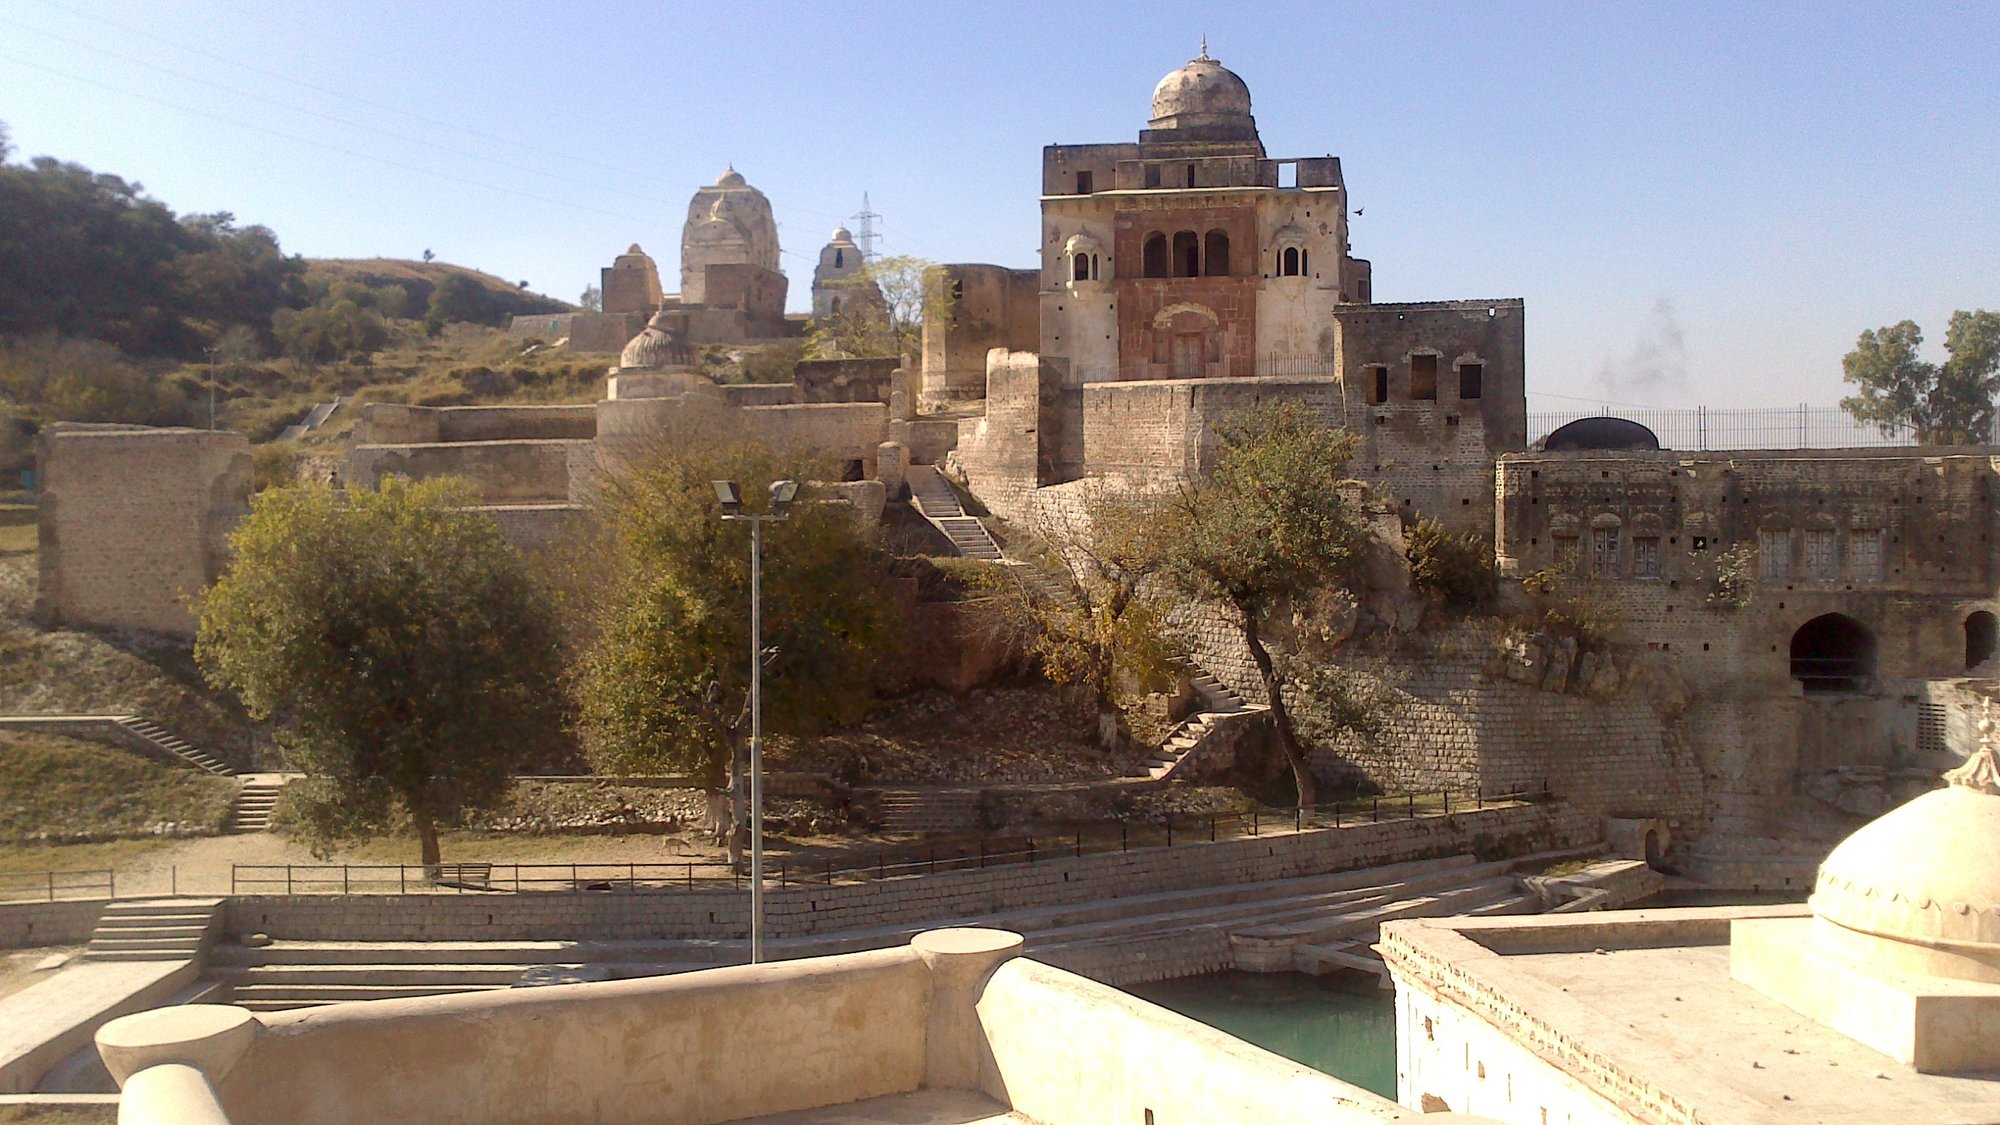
[[304, 259, 571, 322]]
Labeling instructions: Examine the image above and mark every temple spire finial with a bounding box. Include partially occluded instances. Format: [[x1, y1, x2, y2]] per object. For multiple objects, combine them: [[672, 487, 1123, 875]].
[[1199, 34, 1209, 60], [1945, 696, 2000, 794]]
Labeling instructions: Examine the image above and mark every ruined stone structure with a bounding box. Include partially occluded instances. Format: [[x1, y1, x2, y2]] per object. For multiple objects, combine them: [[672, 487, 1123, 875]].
[[811, 226, 871, 319], [920, 264, 1040, 405], [34, 425, 251, 638], [510, 168, 796, 351]]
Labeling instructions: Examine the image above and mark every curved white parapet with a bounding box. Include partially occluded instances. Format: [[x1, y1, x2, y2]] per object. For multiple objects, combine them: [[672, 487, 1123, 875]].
[[97, 1005, 257, 1125]]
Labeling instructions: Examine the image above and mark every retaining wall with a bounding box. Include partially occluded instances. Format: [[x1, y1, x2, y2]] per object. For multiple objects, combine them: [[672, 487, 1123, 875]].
[[0, 900, 105, 949], [223, 801, 1593, 942]]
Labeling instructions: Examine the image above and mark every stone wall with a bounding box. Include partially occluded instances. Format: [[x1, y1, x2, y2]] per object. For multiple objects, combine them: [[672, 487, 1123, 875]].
[[922, 265, 1039, 403], [1079, 375, 1343, 482], [0, 899, 104, 949], [222, 801, 1589, 943], [36, 424, 252, 637], [739, 403, 890, 475], [355, 403, 597, 445], [795, 357, 897, 404], [345, 440, 594, 505]]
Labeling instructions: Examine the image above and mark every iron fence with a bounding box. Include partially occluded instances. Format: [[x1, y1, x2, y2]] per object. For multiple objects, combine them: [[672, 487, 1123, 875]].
[[0, 868, 114, 902], [1527, 405, 1999, 452], [226, 783, 1551, 896]]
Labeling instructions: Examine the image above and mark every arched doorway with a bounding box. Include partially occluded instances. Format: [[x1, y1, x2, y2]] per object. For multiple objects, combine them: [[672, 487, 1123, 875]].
[[1967, 611, 1998, 669], [1790, 614, 1876, 693]]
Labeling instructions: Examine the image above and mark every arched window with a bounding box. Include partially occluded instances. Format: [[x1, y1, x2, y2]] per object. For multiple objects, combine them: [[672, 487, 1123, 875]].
[[1203, 230, 1230, 276], [1143, 233, 1169, 278], [834, 249, 844, 268], [829, 296, 841, 315], [1074, 255, 1089, 283], [1280, 247, 1301, 276], [1968, 611, 1997, 669], [1791, 614, 1876, 693], [1172, 231, 1200, 278]]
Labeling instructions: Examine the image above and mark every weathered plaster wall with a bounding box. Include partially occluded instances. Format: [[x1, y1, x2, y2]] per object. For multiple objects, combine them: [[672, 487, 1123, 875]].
[[345, 440, 595, 505], [922, 265, 1039, 403], [0, 900, 104, 949], [36, 425, 251, 637]]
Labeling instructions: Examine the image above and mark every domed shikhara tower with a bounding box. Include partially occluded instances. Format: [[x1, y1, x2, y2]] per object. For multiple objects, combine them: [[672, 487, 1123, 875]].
[[680, 166, 781, 306], [811, 226, 869, 319]]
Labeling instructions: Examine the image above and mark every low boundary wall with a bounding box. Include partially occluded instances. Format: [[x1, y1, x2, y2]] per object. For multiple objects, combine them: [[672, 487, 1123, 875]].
[[0, 900, 105, 949], [224, 801, 1594, 942]]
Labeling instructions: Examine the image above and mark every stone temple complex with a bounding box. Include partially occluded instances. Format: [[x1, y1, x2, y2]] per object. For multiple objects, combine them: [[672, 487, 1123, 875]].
[[21, 48, 2000, 1123], [509, 166, 798, 353]]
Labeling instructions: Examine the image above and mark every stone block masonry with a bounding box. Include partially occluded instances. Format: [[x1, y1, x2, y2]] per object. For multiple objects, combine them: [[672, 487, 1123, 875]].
[[0, 900, 106, 949], [36, 424, 252, 637], [222, 801, 1593, 943]]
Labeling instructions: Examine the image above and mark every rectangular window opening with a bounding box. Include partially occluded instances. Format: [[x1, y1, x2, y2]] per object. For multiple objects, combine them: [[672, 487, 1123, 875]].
[[1144, 164, 1162, 189], [1370, 365, 1389, 404], [1459, 362, 1484, 400], [1759, 529, 1793, 580], [1411, 354, 1438, 401], [1075, 170, 1093, 194], [1278, 162, 1297, 188], [1633, 535, 1661, 578]]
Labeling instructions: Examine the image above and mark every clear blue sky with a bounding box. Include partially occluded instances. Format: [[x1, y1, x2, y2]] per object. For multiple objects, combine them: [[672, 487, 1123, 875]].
[[3, 1, 1996, 409]]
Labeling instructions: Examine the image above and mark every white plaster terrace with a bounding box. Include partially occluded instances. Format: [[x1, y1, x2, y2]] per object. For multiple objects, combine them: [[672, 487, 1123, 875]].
[[1380, 907, 2000, 1124], [101, 927, 1493, 1125]]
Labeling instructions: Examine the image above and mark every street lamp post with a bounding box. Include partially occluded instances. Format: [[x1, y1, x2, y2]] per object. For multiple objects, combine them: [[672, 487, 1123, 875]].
[[712, 478, 799, 964]]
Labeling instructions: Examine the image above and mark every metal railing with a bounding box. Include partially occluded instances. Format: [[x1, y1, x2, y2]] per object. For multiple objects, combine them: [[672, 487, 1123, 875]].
[[1527, 405, 1999, 451], [226, 783, 1551, 896], [0, 868, 114, 902]]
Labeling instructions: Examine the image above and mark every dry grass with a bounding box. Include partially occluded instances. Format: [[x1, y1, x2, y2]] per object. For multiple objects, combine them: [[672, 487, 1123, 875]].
[[0, 1107, 116, 1125], [0, 505, 32, 556], [0, 731, 235, 844], [0, 838, 172, 879]]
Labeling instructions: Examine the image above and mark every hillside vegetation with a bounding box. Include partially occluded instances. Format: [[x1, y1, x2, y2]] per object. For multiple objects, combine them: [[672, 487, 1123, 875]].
[[0, 730, 234, 843]]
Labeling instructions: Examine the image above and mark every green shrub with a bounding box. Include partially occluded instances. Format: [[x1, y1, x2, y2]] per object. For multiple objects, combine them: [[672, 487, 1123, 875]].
[[1406, 516, 1495, 609]]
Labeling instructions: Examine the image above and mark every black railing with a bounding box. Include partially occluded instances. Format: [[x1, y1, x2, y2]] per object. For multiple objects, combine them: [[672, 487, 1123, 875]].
[[225, 782, 1551, 896], [0, 868, 114, 902]]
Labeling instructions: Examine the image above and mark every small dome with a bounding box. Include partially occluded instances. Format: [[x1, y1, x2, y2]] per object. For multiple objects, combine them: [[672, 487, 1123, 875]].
[[619, 308, 692, 370], [715, 165, 747, 188], [1150, 51, 1253, 127], [626, 243, 645, 255], [1810, 702, 2000, 979], [829, 226, 855, 244]]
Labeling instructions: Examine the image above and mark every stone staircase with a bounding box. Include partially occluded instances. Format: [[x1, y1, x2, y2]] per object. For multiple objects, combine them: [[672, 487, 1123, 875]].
[[112, 717, 233, 776], [876, 788, 982, 835], [227, 780, 284, 833], [908, 466, 1002, 561], [210, 940, 719, 1011], [1138, 670, 1266, 781], [82, 898, 224, 964], [276, 395, 345, 443]]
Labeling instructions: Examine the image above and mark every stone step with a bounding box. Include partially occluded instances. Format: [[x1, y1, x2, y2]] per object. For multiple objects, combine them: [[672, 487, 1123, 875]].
[[210, 940, 739, 967], [213, 961, 704, 987], [92, 921, 209, 936]]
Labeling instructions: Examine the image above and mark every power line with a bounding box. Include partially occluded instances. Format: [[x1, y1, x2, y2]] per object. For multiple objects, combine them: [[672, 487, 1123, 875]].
[[852, 193, 882, 262], [0, 51, 656, 228], [0, 16, 686, 213]]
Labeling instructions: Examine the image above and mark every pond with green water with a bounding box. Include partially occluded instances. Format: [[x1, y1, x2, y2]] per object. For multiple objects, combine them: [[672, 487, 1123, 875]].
[[1124, 971, 1398, 1099]]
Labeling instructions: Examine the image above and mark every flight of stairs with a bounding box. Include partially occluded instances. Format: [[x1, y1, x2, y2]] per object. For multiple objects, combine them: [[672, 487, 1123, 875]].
[[908, 466, 1003, 561], [876, 788, 982, 835], [113, 717, 233, 776], [228, 780, 284, 833], [82, 898, 224, 963], [210, 940, 718, 1011], [1138, 669, 1266, 781]]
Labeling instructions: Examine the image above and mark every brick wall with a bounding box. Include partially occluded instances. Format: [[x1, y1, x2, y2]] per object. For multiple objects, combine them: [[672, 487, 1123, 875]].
[[346, 440, 594, 504]]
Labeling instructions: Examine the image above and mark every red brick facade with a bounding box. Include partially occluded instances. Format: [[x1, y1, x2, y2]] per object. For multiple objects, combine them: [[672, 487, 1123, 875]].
[[1113, 203, 1259, 380]]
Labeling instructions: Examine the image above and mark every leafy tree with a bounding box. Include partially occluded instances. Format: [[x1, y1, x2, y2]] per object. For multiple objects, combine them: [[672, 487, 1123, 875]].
[[0, 333, 189, 425], [422, 249, 435, 263], [575, 439, 900, 863], [806, 255, 946, 360], [272, 298, 390, 364], [1029, 483, 1175, 746], [1153, 402, 1368, 807], [424, 272, 509, 334], [1841, 311, 2000, 444], [0, 120, 12, 162], [196, 478, 564, 868], [579, 284, 602, 312], [0, 156, 304, 358]]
